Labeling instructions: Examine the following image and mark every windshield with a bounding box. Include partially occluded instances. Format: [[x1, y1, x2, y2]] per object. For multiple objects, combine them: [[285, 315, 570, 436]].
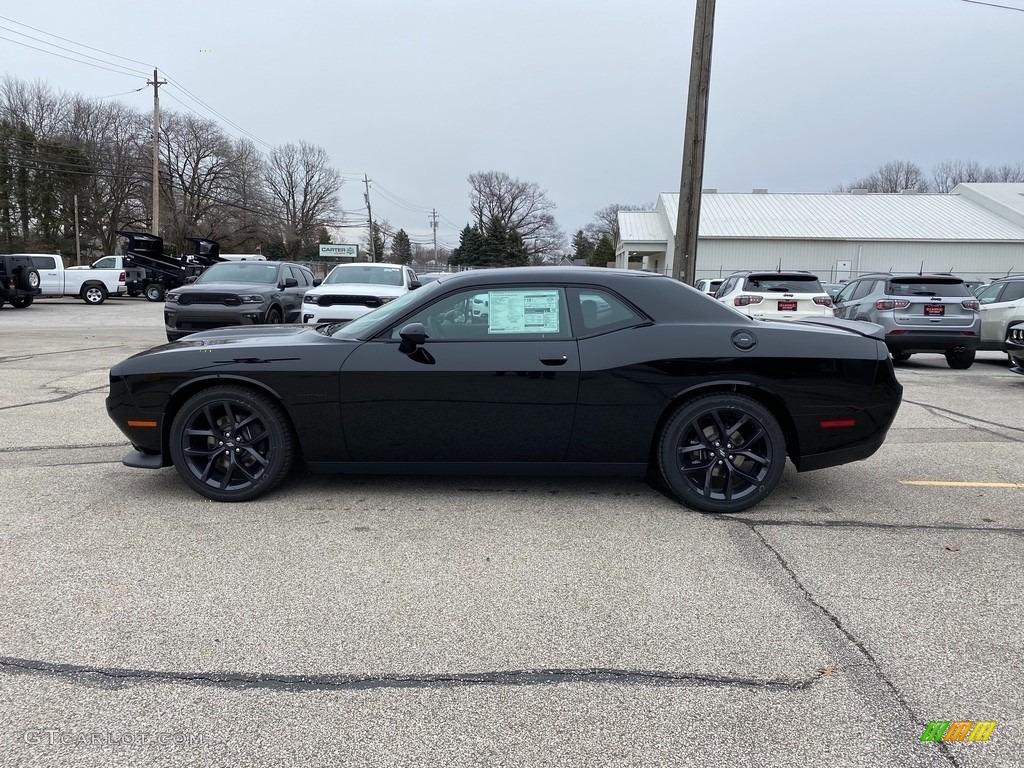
[[197, 262, 280, 284], [325, 264, 404, 286]]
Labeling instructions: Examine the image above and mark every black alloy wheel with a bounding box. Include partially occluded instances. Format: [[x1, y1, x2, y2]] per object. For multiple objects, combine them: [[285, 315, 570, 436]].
[[658, 393, 786, 514], [266, 307, 283, 325], [169, 386, 295, 502], [891, 351, 912, 362]]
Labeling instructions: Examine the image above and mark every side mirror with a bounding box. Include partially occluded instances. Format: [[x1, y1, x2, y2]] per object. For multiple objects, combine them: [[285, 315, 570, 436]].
[[398, 322, 428, 354], [312, 278, 323, 287], [409, 280, 422, 290], [184, 276, 198, 284], [282, 277, 299, 288]]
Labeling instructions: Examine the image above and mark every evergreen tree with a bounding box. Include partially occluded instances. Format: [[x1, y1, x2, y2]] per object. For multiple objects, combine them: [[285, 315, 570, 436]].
[[449, 224, 485, 266], [572, 230, 595, 264], [590, 235, 614, 267], [390, 228, 412, 264]]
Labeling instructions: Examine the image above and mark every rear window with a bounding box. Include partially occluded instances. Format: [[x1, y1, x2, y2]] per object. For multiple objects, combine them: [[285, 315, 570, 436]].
[[743, 274, 824, 293], [885, 278, 971, 297]]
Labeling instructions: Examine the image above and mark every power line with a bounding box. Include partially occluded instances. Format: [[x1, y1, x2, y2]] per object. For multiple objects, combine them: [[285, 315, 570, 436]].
[[160, 73, 274, 151], [0, 13, 154, 69], [960, 0, 1024, 10], [0, 33, 145, 79], [0, 22, 149, 77]]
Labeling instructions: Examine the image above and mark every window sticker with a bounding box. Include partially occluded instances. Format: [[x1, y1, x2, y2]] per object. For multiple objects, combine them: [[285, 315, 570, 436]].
[[487, 290, 560, 334]]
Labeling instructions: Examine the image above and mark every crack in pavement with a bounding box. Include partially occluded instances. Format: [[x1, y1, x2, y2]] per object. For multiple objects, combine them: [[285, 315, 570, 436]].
[[0, 344, 134, 364], [0, 656, 816, 693], [724, 517, 1024, 537], [902, 398, 1024, 442], [0, 442, 126, 454], [0, 385, 108, 412], [748, 527, 962, 767]]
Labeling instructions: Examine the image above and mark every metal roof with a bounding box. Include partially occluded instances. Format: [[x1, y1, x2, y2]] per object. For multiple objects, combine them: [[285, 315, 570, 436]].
[[652, 192, 1024, 242], [617, 211, 669, 242]]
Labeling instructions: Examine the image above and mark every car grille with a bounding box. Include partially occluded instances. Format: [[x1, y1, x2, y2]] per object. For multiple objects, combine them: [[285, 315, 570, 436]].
[[317, 294, 384, 308], [178, 293, 241, 306]]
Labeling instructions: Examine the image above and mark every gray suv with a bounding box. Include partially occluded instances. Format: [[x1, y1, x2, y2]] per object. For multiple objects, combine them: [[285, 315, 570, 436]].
[[164, 261, 319, 342], [832, 273, 981, 369]]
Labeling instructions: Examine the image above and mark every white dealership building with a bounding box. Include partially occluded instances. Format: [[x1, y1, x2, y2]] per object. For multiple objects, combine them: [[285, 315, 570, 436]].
[[615, 183, 1024, 283]]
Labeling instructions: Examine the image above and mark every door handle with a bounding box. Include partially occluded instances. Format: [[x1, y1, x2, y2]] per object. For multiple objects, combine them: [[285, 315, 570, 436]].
[[539, 355, 568, 366]]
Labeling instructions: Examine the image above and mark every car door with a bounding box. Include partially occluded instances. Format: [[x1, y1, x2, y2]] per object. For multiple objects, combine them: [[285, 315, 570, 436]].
[[338, 285, 580, 463], [978, 281, 1024, 345], [30, 256, 60, 297], [282, 265, 308, 321]]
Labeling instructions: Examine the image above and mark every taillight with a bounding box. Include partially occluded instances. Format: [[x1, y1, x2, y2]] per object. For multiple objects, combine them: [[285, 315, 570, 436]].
[[734, 295, 763, 307], [875, 299, 911, 311], [813, 296, 833, 307], [961, 299, 979, 311], [5, 277, 13, 289], [118, 271, 126, 283]]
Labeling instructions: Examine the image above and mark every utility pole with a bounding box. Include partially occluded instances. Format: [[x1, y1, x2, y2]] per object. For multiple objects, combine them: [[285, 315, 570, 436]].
[[429, 209, 439, 264], [363, 174, 376, 262], [147, 68, 166, 236], [73, 193, 81, 266], [673, 0, 716, 285]]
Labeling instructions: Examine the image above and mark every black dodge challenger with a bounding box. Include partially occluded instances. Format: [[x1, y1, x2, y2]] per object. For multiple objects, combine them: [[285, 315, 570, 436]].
[[106, 267, 903, 513]]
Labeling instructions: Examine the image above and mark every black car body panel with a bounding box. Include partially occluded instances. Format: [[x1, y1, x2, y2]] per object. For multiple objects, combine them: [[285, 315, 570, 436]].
[[107, 268, 903, 509]]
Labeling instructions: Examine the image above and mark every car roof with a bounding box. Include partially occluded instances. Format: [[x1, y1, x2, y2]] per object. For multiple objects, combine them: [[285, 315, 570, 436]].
[[435, 266, 667, 287]]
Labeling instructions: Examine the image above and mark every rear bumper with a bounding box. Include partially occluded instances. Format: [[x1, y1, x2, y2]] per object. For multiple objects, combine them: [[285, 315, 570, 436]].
[[884, 331, 979, 353]]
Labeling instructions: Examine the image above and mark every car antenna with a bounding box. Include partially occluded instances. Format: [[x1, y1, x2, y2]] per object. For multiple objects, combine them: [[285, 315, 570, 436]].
[[776, 258, 782, 271], [918, 261, 924, 276]]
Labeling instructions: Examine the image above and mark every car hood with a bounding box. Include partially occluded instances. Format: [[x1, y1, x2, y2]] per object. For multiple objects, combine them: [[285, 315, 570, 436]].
[[174, 282, 278, 294], [306, 282, 406, 297]]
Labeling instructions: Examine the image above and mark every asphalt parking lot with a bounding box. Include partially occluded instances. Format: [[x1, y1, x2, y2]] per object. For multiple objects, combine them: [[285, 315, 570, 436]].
[[1, 297, 1021, 768]]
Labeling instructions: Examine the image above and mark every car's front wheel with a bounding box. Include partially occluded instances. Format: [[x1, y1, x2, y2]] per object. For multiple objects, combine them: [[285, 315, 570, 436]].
[[10, 296, 33, 308], [945, 347, 975, 369], [169, 386, 295, 502], [145, 283, 165, 302], [265, 306, 283, 324], [657, 393, 786, 513]]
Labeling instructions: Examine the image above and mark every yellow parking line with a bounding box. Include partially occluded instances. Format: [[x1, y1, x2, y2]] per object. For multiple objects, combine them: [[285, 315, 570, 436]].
[[901, 481, 1024, 489]]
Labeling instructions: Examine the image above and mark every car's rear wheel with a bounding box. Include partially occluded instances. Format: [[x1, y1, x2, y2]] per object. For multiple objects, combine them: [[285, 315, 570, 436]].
[[945, 347, 975, 369], [169, 386, 295, 502], [82, 284, 107, 305], [657, 393, 786, 514], [10, 296, 32, 308], [891, 351, 912, 362], [145, 283, 165, 302]]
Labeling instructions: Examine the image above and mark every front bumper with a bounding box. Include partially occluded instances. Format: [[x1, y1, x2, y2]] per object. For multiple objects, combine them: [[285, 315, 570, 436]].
[[106, 377, 169, 467], [165, 305, 268, 340], [1004, 326, 1024, 374], [302, 304, 373, 324]]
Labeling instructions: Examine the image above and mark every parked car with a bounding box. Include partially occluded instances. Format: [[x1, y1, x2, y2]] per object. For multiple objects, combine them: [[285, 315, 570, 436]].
[[694, 278, 724, 297], [416, 272, 448, 285], [15, 253, 126, 304], [301, 263, 420, 325], [713, 271, 834, 321], [107, 267, 903, 513], [0, 254, 41, 308], [163, 261, 317, 342], [1005, 320, 1024, 374], [975, 276, 1024, 352], [832, 273, 980, 368]]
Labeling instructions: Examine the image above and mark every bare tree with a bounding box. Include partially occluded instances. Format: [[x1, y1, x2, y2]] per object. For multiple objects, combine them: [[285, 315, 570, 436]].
[[988, 161, 1024, 182], [467, 170, 565, 258], [836, 160, 931, 193], [585, 202, 651, 248], [264, 140, 343, 259], [932, 159, 987, 193]]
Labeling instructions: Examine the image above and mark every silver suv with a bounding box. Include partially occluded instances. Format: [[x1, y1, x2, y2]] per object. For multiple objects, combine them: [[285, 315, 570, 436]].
[[832, 273, 980, 368]]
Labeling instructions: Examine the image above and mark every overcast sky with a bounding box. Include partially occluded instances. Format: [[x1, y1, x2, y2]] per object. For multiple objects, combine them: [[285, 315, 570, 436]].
[[2, 0, 1022, 251]]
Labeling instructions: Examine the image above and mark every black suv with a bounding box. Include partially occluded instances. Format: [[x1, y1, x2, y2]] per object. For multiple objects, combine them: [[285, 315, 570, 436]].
[[0, 255, 41, 309]]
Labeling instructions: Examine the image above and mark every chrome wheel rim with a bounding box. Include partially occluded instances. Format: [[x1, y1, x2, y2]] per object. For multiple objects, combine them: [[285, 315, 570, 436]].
[[676, 407, 773, 503], [85, 287, 103, 302], [180, 401, 272, 492]]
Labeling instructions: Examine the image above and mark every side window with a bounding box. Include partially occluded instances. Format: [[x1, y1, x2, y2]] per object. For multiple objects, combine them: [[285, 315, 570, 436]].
[[572, 288, 644, 335], [31, 256, 56, 270], [835, 282, 859, 304], [406, 269, 416, 286], [715, 278, 733, 298], [93, 257, 116, 269], [286, 266, 305, 285], [975, 283, 1004, 304], [390, 286, 570, 341], [1002, 282, 1024, 303], [851, 280, 876, 301]]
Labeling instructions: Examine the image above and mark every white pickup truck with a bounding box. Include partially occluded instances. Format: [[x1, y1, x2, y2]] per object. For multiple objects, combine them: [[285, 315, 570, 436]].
[[24, 254, 127, 304]]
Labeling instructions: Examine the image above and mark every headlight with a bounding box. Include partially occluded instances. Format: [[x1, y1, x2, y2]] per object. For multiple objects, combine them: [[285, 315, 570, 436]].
[[166, 293, 179, 303], [239, 295, 265, 304], [303, 294, 320, 305]]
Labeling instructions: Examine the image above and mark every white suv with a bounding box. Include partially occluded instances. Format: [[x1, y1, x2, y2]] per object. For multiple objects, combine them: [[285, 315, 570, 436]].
[[714, 271, 834, 321], [301, 263, 421, 325]]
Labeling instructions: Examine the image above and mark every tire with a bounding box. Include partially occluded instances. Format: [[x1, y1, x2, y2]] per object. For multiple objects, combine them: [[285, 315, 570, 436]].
[[657, 393, 786, 514], [891, 351, 912, 362], [82, 284, 107, 305], [10, 295, 32, 308], [22, 268, 40, 291], [265, 306, 283, 325], [945, 347, 975, 370], [169, 386, 295, 502], [144, 283, 165, 302]]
